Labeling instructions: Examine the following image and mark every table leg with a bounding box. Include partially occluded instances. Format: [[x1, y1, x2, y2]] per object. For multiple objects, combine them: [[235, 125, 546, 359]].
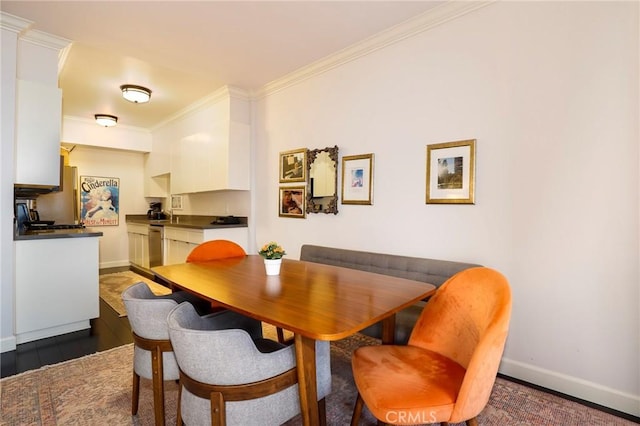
[[381, 313, 396, 344], [294, 333, 319, 426]]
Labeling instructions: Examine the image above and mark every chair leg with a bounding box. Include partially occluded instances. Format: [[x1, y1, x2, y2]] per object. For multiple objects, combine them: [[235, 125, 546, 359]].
[[151, 348, 165, 426], [318, 397, 327, 426], [132, 370, 140, 414], [176, 382, 183, 426], [210, 391, 225, 426], [351, 393, 364, 426], [466, 418, 478, 426]]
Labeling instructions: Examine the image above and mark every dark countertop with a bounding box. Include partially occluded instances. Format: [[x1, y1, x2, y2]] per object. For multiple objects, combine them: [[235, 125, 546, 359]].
[[15, 228, 104, 241], [125, 214, 248, 230]]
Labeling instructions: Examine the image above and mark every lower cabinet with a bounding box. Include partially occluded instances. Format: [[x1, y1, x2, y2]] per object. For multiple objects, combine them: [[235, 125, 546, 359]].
[[164, 226, 249, 265], [127, 223, 150, 269], [15, 236, 100, 344]]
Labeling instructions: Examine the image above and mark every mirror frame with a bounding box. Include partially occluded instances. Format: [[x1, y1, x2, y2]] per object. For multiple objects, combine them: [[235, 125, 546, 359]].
[[306, 146, 339, 215]]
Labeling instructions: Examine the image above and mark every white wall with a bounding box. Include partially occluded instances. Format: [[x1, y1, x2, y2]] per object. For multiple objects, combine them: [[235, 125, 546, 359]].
[[254, 1, 639, 415], [68, 145, 149, 268]]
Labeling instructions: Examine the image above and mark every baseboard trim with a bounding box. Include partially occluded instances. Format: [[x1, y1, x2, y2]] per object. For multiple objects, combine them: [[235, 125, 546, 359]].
[[15, 321, 90, 345], [1, 335, 17, 353], [99, 260, 130, 269], [500, 357, 640, 417]]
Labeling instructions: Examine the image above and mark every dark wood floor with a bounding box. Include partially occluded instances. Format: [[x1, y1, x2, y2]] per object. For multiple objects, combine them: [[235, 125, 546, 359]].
[[1, 280, 132, 379]]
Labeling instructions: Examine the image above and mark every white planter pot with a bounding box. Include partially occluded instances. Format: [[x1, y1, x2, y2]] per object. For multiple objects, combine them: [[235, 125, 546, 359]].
[[264, 258, 282, 276]]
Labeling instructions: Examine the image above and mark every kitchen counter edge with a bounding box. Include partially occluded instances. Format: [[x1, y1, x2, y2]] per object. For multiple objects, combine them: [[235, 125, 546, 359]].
[[15, 229, 104, 241], [126, 215, 248, 230]]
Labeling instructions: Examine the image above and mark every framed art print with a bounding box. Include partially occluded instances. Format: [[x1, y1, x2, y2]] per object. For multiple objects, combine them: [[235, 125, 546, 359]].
[[279, 186, 306, 218], [426, 139, 476, 204], [279, 148, 307, 183], [80, 176, 120, 226], [171, 195, 183, 210], [341, 153, 374, 205]]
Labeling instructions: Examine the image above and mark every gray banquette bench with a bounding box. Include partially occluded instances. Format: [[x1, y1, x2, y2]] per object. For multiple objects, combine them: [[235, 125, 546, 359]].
[[299, 244, 480, 344]]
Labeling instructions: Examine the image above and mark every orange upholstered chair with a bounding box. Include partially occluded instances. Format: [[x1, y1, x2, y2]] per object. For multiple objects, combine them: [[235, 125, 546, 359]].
[[186, 239, 246, 263], [350, 267, 512, 426]]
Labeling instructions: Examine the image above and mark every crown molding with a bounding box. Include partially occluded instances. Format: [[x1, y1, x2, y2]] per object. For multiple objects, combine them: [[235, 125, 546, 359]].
[[19, 29, 71, 51], [0, 11, 32, 33], [58, 44, 73, 76], [254, 1, 495, 99], [150, 85, 250, 131]]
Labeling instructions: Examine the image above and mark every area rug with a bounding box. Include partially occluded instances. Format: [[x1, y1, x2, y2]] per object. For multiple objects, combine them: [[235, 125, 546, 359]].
[[1, 334, 634, 426], [99, 271, 171, 317]]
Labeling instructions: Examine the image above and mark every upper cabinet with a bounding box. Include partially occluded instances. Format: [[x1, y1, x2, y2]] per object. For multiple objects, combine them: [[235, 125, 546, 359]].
[[144, 172, 170, 198], [12, 29, 69, 187], [163, 86, 251, 195], [144, 135, 171, 197], [14, 79, 62, 187], [171, 121, 250, 194]]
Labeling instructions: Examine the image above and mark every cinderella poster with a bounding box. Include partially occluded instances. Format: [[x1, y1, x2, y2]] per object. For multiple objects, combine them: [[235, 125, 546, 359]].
[[80, 176, 119, 226]]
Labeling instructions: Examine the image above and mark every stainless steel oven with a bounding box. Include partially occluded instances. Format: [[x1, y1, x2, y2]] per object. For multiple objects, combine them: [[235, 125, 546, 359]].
[[148, 225, 164, 267]]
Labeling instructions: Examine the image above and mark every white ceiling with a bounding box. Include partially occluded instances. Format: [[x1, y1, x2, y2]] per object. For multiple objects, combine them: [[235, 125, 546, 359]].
[[1, 1, 444, 130]]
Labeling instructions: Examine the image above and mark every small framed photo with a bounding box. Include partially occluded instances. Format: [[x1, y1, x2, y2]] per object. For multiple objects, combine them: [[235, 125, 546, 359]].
[[171, 195, 183, 210], [426, 139, 476, 204], [341, 154, 374, 205], [279, 148, 307, 183], [279, 186, 306, 218]]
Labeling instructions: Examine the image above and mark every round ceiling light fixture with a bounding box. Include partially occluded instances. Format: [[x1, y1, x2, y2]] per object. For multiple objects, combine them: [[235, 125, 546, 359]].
[[95, 114, 118, 127], [120, 84, 152, 103]]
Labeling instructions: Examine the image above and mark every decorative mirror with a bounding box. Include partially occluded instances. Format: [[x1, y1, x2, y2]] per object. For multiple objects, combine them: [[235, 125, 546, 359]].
[[306, 146, 339, 214]]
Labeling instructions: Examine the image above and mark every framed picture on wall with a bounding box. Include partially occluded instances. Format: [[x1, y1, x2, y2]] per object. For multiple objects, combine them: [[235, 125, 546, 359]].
[[279, 186, 306, 218], [171, 195, 183, 210], [341, 153, 374, 205], [426, 139, 476, 204], [80, 176, 120, 226], [279, 148, 307, 183]]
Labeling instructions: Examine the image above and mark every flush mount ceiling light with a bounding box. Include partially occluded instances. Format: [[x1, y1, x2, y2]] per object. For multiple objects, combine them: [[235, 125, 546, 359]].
[[120, 84, 152, 103], [95, 114, 118, 127]]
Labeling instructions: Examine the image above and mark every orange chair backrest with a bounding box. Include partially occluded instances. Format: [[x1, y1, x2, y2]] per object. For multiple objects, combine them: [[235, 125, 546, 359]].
[[408, 266, 512, 423], [186, 240, 246, 263]]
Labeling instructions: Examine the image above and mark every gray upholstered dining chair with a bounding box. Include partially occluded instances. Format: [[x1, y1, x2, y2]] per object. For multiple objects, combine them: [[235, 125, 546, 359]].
[[167, 301, 333, 426], [122, 282, 264, 426]]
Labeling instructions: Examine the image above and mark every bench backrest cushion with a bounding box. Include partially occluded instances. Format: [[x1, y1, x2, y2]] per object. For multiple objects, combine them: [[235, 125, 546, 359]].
[[300, 244, 480, 287]]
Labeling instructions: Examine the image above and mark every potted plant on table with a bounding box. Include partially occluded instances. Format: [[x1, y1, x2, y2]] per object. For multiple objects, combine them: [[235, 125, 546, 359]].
[[258, 241, 286, 275]]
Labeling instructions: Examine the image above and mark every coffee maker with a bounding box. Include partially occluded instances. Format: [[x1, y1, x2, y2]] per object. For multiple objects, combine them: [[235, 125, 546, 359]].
[[147, 202, 165, 219]]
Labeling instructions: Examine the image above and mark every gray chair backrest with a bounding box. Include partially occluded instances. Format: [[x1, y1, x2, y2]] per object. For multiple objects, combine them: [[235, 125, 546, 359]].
[[167, 302, 332, 426], [168, 302, 296, 384], [122, 281, 178, 340]]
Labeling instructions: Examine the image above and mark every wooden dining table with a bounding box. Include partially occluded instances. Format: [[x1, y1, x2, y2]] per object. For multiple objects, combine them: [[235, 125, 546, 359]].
[[152, 255, 436, 426]]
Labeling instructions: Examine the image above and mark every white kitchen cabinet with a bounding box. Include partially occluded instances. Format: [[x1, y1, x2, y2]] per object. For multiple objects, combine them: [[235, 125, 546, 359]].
[[15, 79, 62, 186], [170, 121, 250, 195], [127, 223, 150, 269], [14, 236, 100, 343], [144, 133, 171, 197], [144, 172, 169, 198], [163, 226, 249, 265]]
